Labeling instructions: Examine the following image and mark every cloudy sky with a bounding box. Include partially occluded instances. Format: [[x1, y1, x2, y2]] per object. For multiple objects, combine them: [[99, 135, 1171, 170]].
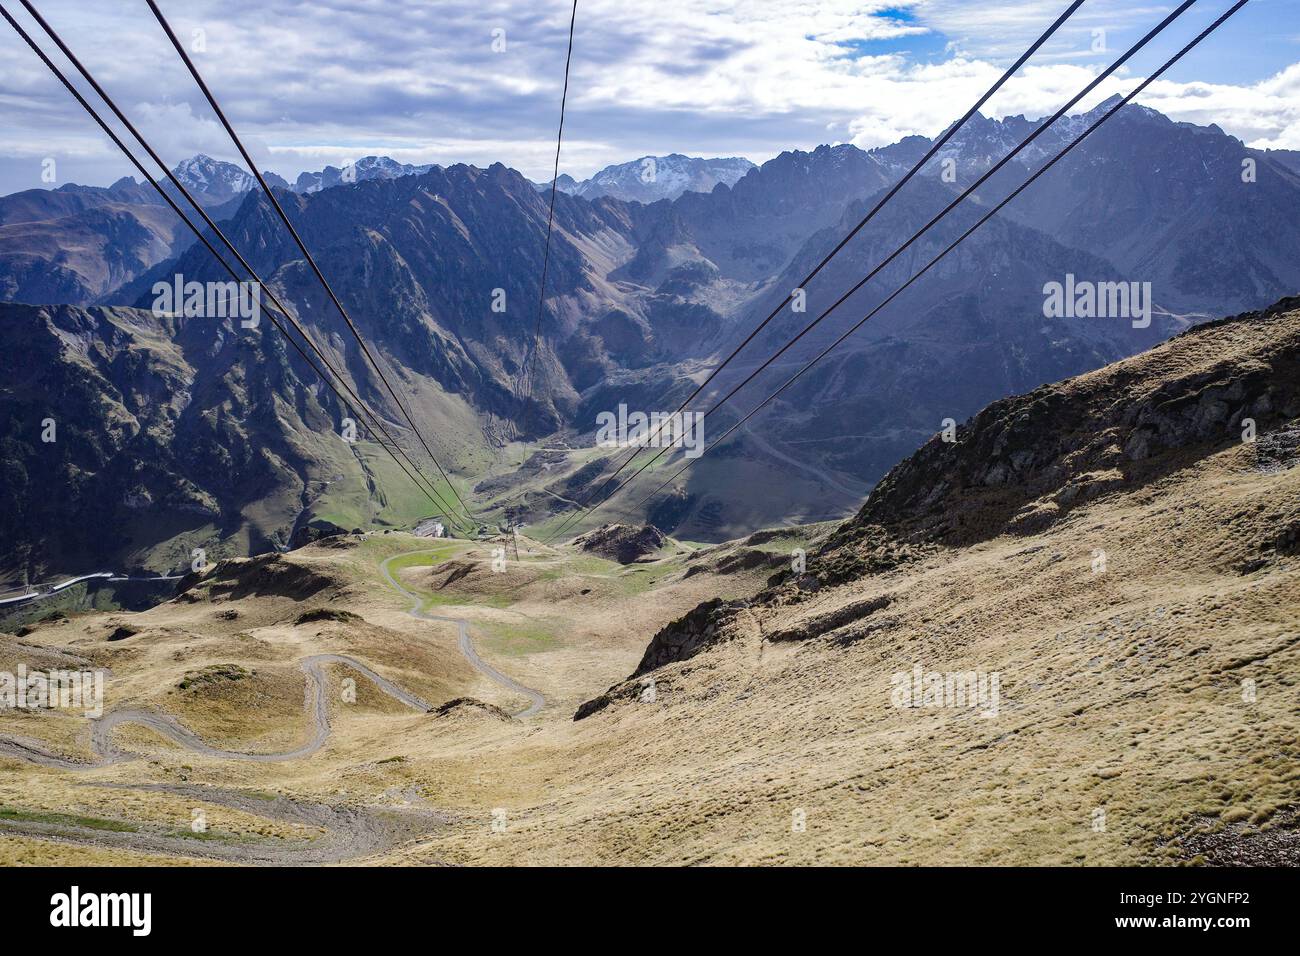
[[0, 0, 1295, 193]]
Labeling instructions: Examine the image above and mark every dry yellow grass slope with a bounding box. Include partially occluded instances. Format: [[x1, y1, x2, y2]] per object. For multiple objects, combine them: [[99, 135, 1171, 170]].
[[1, 301, 1297, 866]]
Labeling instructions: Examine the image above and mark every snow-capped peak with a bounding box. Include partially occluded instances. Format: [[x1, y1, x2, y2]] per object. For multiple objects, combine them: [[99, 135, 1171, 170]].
[[556, 154, 756, 203], [168, 154, 256, 199], [293, 156, 436, 193]]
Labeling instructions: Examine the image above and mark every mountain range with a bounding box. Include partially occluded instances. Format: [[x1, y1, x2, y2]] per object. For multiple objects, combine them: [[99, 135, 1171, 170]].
[[171, 152, 758, 204], [3, 98, 1300, 581], [543, 153, 757, 203], [4, 293, 1295, 865]]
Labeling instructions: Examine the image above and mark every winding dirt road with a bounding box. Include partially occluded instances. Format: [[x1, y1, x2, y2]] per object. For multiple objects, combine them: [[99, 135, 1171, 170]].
[[0, 545, 543, 862], [742, 422, 863, 501], [0, 546, 544, 774], [0, 655, 450, 863], [0, 654, 431, 770], [0, 783, 450, 865], [379, 550, 545, 718]]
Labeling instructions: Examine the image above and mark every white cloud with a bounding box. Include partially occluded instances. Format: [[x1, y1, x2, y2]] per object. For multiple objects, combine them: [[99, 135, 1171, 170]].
[[0, 0, 1293, 194]]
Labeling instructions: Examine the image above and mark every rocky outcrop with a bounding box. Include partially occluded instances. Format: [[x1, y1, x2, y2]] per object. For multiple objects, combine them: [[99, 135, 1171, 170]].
[[633, 598, 748, 677], [183, 554, 339, 602], [431, 697, 514, 721], [683, 545, 787, 579], [572, 523, 667, 564], [294, 608, 362, 626], [838, 297, 1300, 548], [573, 597, 749, 721], [572, 680, 649, 722], [289, 519, 349, 551], [763, 594, 893, 643]]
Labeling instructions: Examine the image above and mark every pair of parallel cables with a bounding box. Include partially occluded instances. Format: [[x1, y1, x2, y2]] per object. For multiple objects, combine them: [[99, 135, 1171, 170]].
[[3, 0, 482, 534], [544, 0, 1248, 543]]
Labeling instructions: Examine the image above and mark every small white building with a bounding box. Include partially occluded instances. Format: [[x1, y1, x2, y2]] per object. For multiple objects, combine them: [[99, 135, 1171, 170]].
[[413, 518, 447, 539]]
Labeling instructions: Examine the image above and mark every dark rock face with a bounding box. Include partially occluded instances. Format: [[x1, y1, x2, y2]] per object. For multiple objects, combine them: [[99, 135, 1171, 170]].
[[290, 519, 349, 551], [632, 597, 749, 677], [0, 302, 339, 582], [763, 593, 892, 643], [294, 607, 361, 626], [572, 523, 667, 564], [572, 687, 626, 722], [844, 298, 1300, 548], [573, 671, 669, 721], [573, 596, 750, 721], [191, 554, 338, 602]]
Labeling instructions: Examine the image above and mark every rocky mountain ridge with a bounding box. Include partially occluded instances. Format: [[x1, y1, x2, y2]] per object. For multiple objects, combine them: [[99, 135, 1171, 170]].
[[4, 102, 1300, 570], [576, 294, 1300, 713]]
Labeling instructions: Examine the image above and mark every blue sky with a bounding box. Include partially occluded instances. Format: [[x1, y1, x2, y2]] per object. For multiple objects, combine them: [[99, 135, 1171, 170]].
[[0, 0, 1295, 194]]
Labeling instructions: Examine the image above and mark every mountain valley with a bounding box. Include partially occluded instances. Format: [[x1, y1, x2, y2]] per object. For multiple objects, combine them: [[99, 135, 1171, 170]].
[[2, 295, 1295, 865], [4, 101, 1299, 584]]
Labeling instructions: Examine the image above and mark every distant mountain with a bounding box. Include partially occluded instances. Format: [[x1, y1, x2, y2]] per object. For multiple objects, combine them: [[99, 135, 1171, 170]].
[[548, 154, 757, 203], [954, 96, 1300, 316], [0, 180, 190, 305], [0, 151, 436, 306], [5, 102, 1300, 572], [1260, 148, 1300, 176], [164, 153, 433, 200], [136, 162, 644, 433], [167, 154, 257, 206], [0, 301, 352, 580], [642, 180, 1186, 536], [631, 99, 1300, 535], [657, 143, 897, 282], [550, 173, 580, 193], [293, 155, 436, 193]]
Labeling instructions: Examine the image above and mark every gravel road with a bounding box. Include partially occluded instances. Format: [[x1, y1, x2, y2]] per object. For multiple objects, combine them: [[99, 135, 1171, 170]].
[[379, 549, 544, 718]]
